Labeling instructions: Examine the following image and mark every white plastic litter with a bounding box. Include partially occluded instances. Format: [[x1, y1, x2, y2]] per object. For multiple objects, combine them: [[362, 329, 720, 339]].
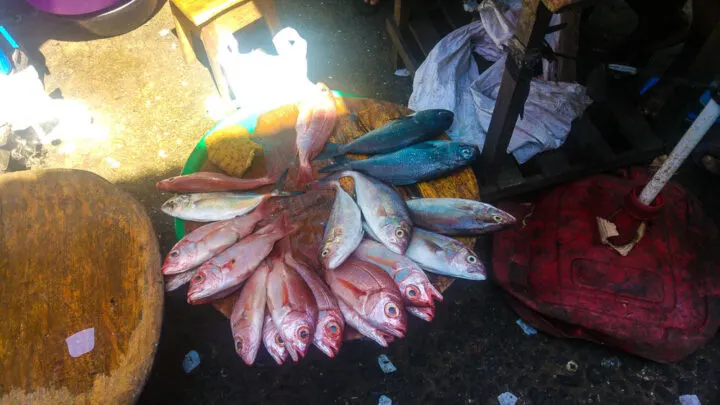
[[377, 354, 397, 374], [679, 394, 702, 405], [498, 392, 518, 405], [408, 1, 592, 164], [183, 350, 201, 373], [394, 68, 410, 77], [66, 328, 95, 358], [217, 27, 315, 114], [378, 395, 392, 405], [516, 319, 537, 335]]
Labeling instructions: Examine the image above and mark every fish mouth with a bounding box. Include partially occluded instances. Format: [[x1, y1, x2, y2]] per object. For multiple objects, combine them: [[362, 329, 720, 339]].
[[314, 340, 340, 358], [408, 306, 435, 322], [268, 348, 286, 365], [381, 325, 405, 338]]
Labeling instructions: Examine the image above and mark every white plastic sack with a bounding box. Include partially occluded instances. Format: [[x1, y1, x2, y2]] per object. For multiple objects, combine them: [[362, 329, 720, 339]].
[[408, 1, 592, 164], [218, 27, 315, 114]]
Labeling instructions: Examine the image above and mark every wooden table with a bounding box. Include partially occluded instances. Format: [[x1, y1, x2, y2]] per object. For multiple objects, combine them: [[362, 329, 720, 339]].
[[178, 97, 481, 319], [0, 169, 163, 405]]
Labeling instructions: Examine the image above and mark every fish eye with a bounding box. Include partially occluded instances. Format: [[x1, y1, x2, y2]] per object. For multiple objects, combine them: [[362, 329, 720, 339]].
[[193, 273, 204, 282], [461, 148, 473, 158], [406, 286, 419, 299], [170, 250, 179, 257], [275, 335, 284, 346], [235, 339, 243, 351], [321, 248, 330, 257], [395, 229, 405, 238], [168, 177, 176, 182], [385, 303, 399, 318], [492, 214, 503, 223], [298, 327, 311, 341], [466, 255, 477, 264], [327, 322, 339, 335]]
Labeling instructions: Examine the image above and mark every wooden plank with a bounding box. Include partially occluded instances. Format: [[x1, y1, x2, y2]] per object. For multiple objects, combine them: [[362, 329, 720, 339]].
[[574, 113, 614, 161], [386, 19, 420, 73], [172, 0, 252, 26], [496, 158, 526, 189], [535, 149, 572, 177], [608, 99, 663, 152], [438, 0, 472, 29], [392, 0, 411, 69], [409, 17, 442, 56]]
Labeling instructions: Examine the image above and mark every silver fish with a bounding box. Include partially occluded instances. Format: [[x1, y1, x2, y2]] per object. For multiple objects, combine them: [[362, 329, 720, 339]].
[[326, 171, 412, 254], [320, 180, 363, 269], [406, 198, 515, 236], [406, 228, 486, 280]]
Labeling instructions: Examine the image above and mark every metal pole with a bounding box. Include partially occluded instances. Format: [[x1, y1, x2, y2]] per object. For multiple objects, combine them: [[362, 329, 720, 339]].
[[638, 98, 720, 205]]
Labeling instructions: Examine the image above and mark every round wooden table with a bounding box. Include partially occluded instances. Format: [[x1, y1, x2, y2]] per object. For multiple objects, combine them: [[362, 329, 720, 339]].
[[0, 169, 163, 404], [178, 96, 480, 319]]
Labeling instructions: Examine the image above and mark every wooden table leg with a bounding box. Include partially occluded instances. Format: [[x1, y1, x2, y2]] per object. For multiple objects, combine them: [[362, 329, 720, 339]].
[[170, 3, 197, 64], [200, 23, 232, 101], [254, 0, 282, 35], [391, 0, 411, 70], [479, 0, 553, 184]]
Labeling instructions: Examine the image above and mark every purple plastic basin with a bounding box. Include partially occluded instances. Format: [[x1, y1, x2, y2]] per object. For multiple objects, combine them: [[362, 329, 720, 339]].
[[25, 0, 121, 16]]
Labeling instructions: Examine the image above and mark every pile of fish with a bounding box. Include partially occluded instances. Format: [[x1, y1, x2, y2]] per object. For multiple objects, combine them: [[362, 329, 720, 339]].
[[158, 88, 515, 365]]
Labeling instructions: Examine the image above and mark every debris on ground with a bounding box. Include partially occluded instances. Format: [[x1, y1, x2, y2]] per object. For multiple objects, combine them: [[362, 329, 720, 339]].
[[516, 319, 537, 335], [65, 328, 95, 358], [601, 356, 621, 369], [394, 68, 410, 77], [105, 157, 121, 169], [159, 28, 170, 37], [497, 392, 518, 405], [378, 395, 392, 405], [679, 394, 702, 405], [377, 354, 397, 374], [566, 360, 579, 373], [183, 350, 201, 373]]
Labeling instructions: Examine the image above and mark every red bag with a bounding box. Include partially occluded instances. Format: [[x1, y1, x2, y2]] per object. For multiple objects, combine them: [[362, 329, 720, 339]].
[[493, 170, 720, 363]]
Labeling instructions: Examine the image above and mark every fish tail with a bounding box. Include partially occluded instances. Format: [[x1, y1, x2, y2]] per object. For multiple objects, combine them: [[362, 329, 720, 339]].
[[314, 142, 343, 160], [318, 156, 355, 174], [295, 161, 314, 188], [269, 168, 303, 197]]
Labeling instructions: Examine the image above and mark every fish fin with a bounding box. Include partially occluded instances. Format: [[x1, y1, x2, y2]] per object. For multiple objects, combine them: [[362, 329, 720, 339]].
[[269, 168, 303, 197], [390, 114, 414, 122], [318, 157, 355, 174], [411, 141, 444, 149], [314, 142, 343, 160]]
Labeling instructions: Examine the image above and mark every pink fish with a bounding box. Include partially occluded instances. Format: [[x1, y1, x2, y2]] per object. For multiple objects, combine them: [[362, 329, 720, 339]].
[[262, 313, 287, 365], [156, 171, 276, 193], [165, 269, 197, 292], [336, 299, 394, 347], [281, 238, 344, 357], [352, 239, 442, 312], [162, 201, 278, 275], [295, 83, 337, 187], [325, 257, 407, 339], [406, 306, 435, 322], [230, 260, 269, 365], [187, 213, 294, 304], [266, 245, 318, 362]]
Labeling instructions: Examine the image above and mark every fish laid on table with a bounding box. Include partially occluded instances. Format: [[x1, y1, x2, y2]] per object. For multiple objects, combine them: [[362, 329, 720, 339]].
[[318, 180, 363, 270], [406, 228, 486, 280], [327, 171, 412, 254], [325, 257, 407, 341], [316, 109, 454, 159], [156, 171, 277, 193], [186, 213, 295, 304], [165, 269, 197, 292], [161, 170, 295, 222], [319, 141, 479, 186], [230, 261, 269, 365], [284, 239, 344, 357], [406, 198, 515, 236], [262, 313, 287, 365], [295, 83, 337, 187], [266, 248, 318, 362], [162, 201, 279, 275], [352, 239, 442, 311]]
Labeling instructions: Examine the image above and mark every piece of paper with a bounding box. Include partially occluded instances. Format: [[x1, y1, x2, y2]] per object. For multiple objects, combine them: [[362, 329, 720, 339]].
[[66, 328, 95, 358]]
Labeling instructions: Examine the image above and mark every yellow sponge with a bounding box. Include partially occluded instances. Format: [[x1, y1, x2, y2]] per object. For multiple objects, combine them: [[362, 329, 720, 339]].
[[205, 125, 263, 177]]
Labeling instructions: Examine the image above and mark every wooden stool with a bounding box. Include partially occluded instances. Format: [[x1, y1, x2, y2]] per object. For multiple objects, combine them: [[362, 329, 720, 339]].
[[0, 169, 163, 404], [170, 0, 282, 100]]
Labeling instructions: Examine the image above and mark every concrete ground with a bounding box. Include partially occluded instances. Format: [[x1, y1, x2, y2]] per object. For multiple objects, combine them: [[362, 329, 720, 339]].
[[1, 1, 719, 404]]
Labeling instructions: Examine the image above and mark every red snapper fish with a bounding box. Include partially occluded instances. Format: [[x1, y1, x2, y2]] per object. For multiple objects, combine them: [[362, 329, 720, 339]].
[[352, 239, 442, 312], [266, 248, 318, 362], [162, 200, 278, 275], [262, 313, 287, 365], [295, 83, 337, 187], [230, 261, 269, 365], [281, 239, 344, 357], [325, 257, 407, 342], [156, 171, 277, 193], [187, 213, 294, 304]]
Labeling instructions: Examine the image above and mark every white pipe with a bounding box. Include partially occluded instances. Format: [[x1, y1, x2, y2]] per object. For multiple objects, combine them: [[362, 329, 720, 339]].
[[638, 98, 720, 205]]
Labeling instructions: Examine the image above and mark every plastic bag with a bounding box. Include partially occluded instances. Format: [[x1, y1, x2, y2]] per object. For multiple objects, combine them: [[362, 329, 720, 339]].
[[218, 27, 315, 114], [408, 1, 592, 164]]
